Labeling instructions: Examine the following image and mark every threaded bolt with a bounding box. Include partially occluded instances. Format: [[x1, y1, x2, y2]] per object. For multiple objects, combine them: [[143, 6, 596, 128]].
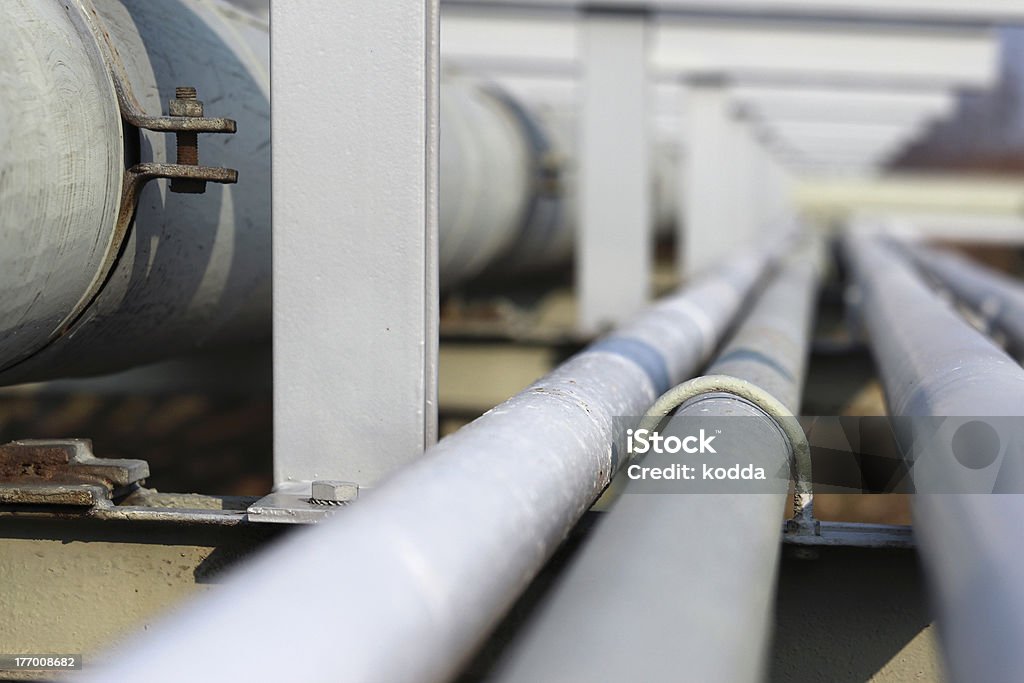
[[170, 86, 205, 194]]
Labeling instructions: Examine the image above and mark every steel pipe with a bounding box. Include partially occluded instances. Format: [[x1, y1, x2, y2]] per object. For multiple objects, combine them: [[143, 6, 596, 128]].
[[76, 240, 784, 683], [842, 232, 1024, 683], [439, 74, 535, 286], [0, 11, 672, 382], [0, 1, 124, 376], [487, 239, 823, 683], [0, 0, 272, 385], [901, 242, 1024, 358]]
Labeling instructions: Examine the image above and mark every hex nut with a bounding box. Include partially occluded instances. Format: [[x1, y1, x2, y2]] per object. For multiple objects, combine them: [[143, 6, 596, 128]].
[[311, 480, 359, 503]]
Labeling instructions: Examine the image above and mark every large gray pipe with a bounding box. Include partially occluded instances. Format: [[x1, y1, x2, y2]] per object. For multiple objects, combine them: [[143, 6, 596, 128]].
[[488, 239, 822, 683], [0, 0, 271, 385], [77, 240, 783, 683], [0, 3, 676, 383], [842, 232, 1024, 683], [901, 242, 1024, 358]]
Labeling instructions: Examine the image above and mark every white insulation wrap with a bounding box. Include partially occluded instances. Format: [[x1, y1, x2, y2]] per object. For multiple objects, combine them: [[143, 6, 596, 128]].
[[440, 75, 534, 285], [0, 3, 677, 383], [0, 1, 124, 372], [0, 0, 272, 384]]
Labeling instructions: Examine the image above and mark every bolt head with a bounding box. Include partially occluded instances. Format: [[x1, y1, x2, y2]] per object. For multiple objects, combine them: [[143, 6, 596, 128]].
[[311, 480, 359, 503]]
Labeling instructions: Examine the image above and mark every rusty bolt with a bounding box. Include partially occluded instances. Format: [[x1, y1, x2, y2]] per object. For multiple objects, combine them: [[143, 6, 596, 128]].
[[169, 86, 206, 194]]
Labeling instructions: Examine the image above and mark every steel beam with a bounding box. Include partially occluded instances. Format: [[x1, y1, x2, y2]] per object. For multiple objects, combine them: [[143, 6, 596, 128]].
[[441, 12, 999, 87], [578, 10, 652, 333], [442, 0, 1024, 25], [262, 0, 439, 515], [681, 78, 750, 276], [877, 212, 1024, 245], [737, 86, 955, 125]]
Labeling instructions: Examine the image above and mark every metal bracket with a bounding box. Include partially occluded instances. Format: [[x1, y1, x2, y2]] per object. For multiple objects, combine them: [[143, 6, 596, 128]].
[[783, 519, 914, 549], [0, 439, 148, 508], [247, 480, 360, 524], [52, 0, 239, 338]]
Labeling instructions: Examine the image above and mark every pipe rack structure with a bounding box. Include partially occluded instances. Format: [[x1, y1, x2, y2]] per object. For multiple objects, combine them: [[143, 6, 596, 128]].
[[487, 238, 823, 683], [842, 233, 1024, 683], [77, 238, 787, 683]]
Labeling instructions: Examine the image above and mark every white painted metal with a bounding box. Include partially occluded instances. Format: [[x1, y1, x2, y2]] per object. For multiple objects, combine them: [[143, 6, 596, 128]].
[[766, 120, 922, 141], [731, 116, 767, 247], [442, 10, 577, 71], [0, 0, 123, 373], [654, 20, 998, 87], [736, 86, 956, 124], [443, 0, 1024, 24], [439, 75, 534, 286], [681, 79, 739, 277], [271, 1, 439, 489], [861, 212, 1024, 245], [578, 11, 651, 333], [0, 0, 272, 384], [442, 11, 1000, 87]]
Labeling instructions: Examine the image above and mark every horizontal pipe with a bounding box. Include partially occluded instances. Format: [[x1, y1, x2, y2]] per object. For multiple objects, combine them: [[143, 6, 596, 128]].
[[77, 241, 784, 683], [0, 38, 677, 382], [0, 0, 272, 385], [901, 242, 1024, 357], [487, 239, 822, 683], [842, 232, 1024, 683], [0, 1, 124, 374]]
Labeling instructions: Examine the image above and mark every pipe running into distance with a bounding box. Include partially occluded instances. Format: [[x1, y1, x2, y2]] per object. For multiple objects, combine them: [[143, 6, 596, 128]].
[[76, 238, 788, 683], [486, 237, 823, 683], [901, 242, 1024, 358], [842, 232, 1024, 683]]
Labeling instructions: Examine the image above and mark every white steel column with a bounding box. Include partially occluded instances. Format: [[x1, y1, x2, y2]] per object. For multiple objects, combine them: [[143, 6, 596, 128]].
[[681, 76, 736, 278], [578, 10, 651, 334], [257, 1, 439, 520], [731, 114, 763, 247]]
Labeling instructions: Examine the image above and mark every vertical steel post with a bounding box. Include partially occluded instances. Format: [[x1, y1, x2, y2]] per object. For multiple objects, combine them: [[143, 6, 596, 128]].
[[257, 0, 439, 519], [681, 75, 737, 277], [578, 9, 651, 334]]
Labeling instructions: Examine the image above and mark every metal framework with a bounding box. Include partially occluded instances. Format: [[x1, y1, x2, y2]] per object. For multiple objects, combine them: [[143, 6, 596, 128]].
[[254, 0, 439, 521], [76, 242, 784, 683]]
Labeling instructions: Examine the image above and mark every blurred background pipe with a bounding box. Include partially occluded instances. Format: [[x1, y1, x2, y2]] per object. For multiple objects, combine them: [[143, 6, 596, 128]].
[[842, 232, 1024, 683], [900, 242, 1024, 358]]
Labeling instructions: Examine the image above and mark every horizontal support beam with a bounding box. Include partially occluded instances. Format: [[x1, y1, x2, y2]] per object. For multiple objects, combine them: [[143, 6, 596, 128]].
[[443, 0, 1024, 25], [654, 20, 998, 86], [442, 12, 999, 86], [741, 90, 955, 124]]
